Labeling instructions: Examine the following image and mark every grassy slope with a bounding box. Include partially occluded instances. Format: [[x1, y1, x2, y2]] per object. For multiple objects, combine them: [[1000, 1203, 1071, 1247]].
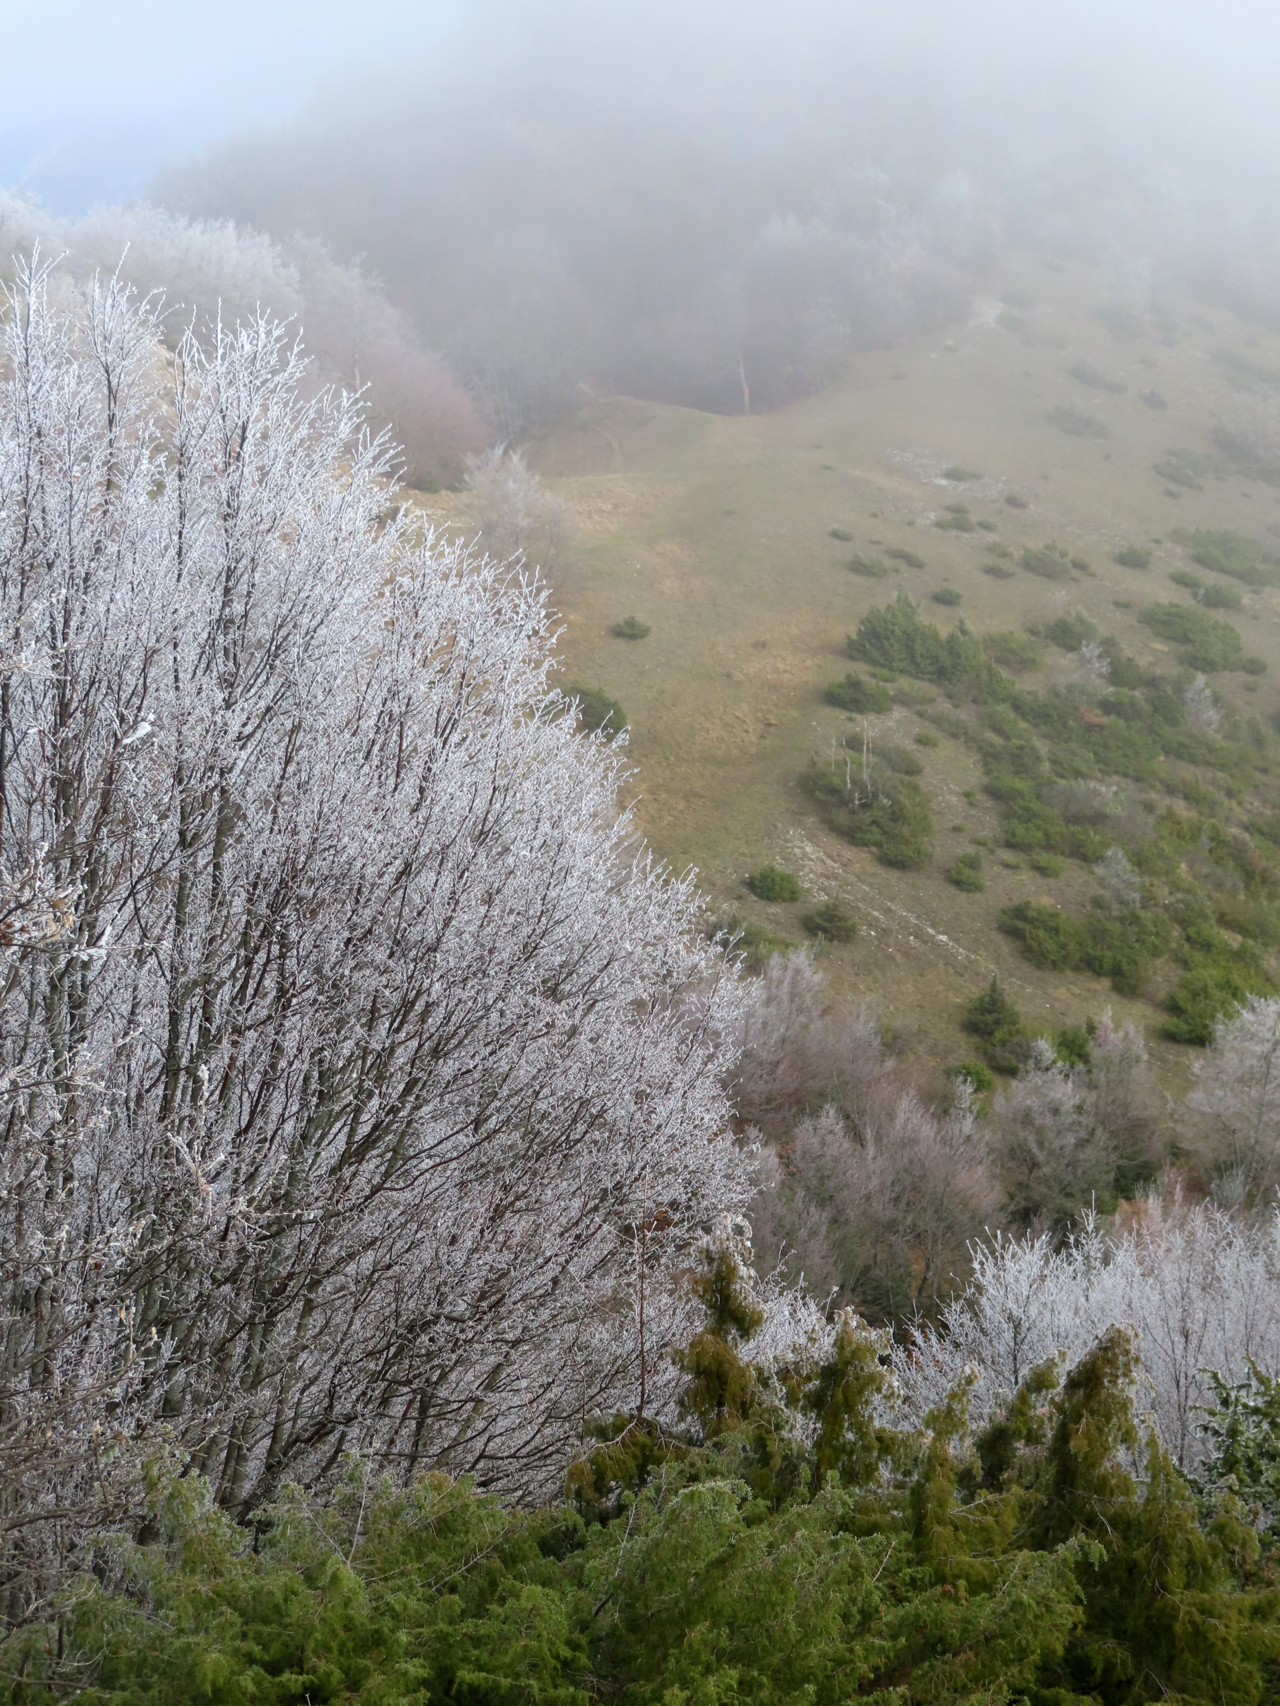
[[446, 255, 1280, 1086]]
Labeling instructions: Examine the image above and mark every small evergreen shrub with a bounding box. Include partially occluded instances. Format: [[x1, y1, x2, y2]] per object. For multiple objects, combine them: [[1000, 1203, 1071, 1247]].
[[828, 526, 854, 541], [998, 899, 1174, 995], [1115, 545, 1151, 569], [935, 505, 976, 532], [1047, 404, 1109, 438], [982, 561, 1017, 579], [802, 899, 858, 942], [880, 743, 923, 776], [1055, 1021, 1095, 1067], [1139, 603, 1245, 672], [1021, 544, 1074, 580], [1027, 852, 1065, 877], [915, 728, 941, 747], [1069, 358, 1127, 393], [568, 683, 626, 737], [885, 546, 925, 568], [711, 913, 793, 970], [1174, 527, 1280, 587], [1201, 582, 1243, 610], [824, 673, 893, 713], [1005, 493, 1030, 508], [952, 1060, 995, 1091], [611, 614, 651, 640], [948, 850, 984, 891], [984, 631, 1043, 673], [1044, 610, 1098, 651], [966, 975, 1022, 1047], [943, 465, 981, 481], [931, 587, 962, 606], [806, 765, 933, 868], [846, 553, 889, 578], [747, 865, 802, 903], [1154, 451, 1209, 490], [847, 594, 1011, 701]]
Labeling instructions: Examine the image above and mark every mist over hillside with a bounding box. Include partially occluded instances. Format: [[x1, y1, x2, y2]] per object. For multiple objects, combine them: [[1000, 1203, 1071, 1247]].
[[158, 0, 1280, 434]]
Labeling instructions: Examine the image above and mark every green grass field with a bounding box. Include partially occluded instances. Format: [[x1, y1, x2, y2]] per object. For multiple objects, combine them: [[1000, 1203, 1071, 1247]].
[[422, 254, 1280, 1090]]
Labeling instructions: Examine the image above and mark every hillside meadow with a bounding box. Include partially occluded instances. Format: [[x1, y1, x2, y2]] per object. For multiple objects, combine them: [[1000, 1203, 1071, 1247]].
[[414, 254, 1280, 1086]]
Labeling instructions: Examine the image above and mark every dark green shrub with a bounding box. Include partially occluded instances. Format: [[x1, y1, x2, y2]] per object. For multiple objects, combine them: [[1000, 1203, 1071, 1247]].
[[611, 614, 651, 640], [952, 1060, 995, 1091], [884, 546, 925, 567], [1169, 569, 1202, 591], [1116, 545, 1152, 569], [33, 1291, 1280, 1706], [947, 850, 984, 891], [1069, 358, 1127, 393], [998, 902, 1084, 970], [1005, 493, 1030, 508], [847, 594, 1008, 700], [1055, 1022, 1095, 1067], [982, 561, 1018, 579], [1027, 852, 1065, 877], [984, 631, 1043, 673], [1044, 610, 1098, 651], [1047, 404, 1109, 438], [1154, 451, 1208, 489], [1174, 527, 1280, 587], [880, 743, 923, 776], [915, 728, 941, 747], [828, 526, 853, 541], [711, 913, 792, 971], [1139, 388, 1168, 409], [943, 465, 980, 481], [846, 553, 889, 578], [747, 865, 802, 902], [824, 673, 893, 713], [1139, 603, 1244, 672], [806, 765, 933, 868], [931, 587, 962, 606], [977, 519, 998, 532], [935, 511, 975, 534], [1021, 544, 1074, 580], [966, 975, 1022, 1047], [1163, 965, 1254, 1046], [1243, 655, 1268, 675], [802, 899, 858, 942], [568, 683, 626, 737], [998, 900, 1172, 994], [1201, 582, 1243, 610]]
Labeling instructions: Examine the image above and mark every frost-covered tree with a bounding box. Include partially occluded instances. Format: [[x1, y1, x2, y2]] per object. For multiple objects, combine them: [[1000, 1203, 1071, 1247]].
[[0, 195, 484, 486], [783, 1084, 997, 1319], [0, 260, 750, 1604], [462, 445, 568, 572], [1184, 993, 1280, 1205], [892, 1199, 1280, 1471]]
